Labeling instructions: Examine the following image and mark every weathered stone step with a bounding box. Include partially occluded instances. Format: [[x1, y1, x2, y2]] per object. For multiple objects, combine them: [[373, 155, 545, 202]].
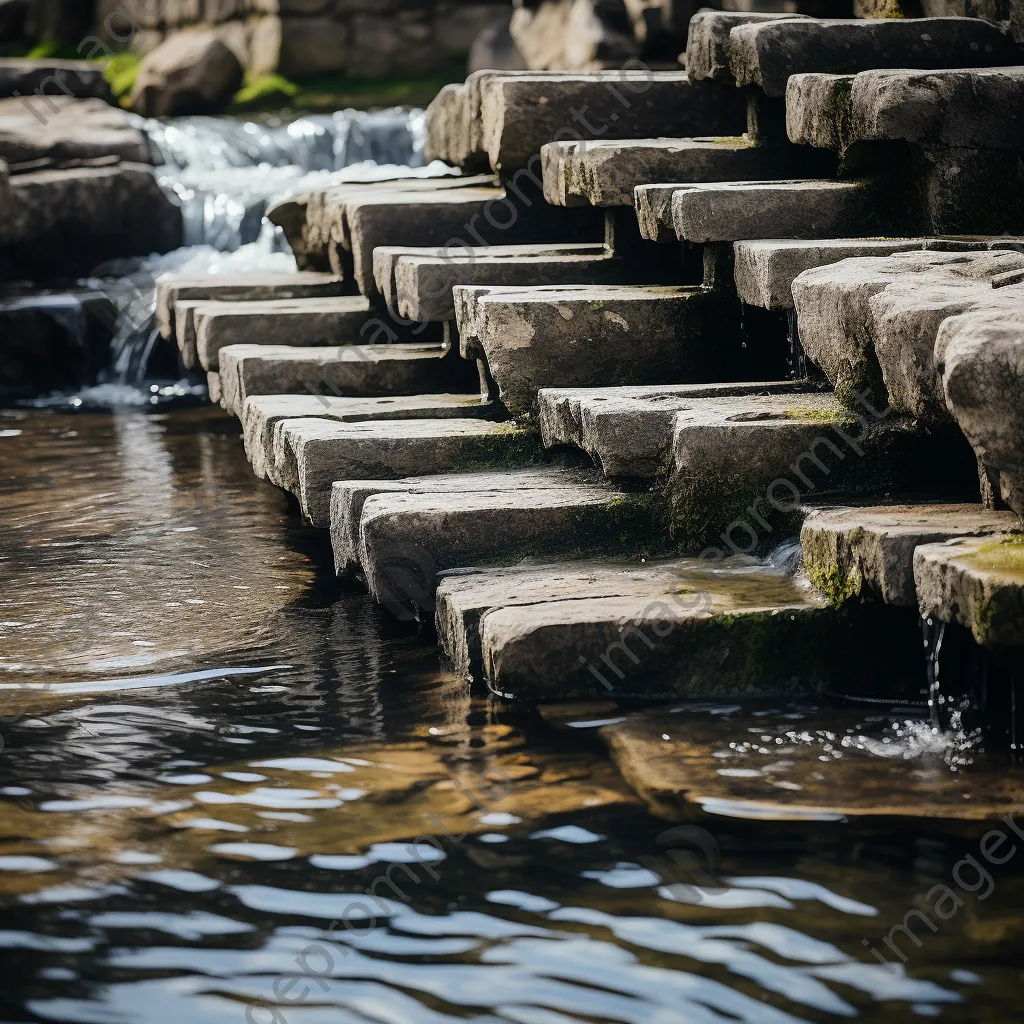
[[801, 503, 1020, 607], [373, 243, 630, 323], [542, 137, 835, 208], [436, 555, 860, 699], [357, 483, 664, 618], [427, 70, 746, 174], [156, 270, 344, 345], [538, 382, 824, 481], [788, 67, 1024, 155], [636, 179, 882, 245], [275, 417, 537, 527], [725, 16, 1020, 98], [453, 284, 736, 415], [916, 534, 1024, 649], [241, 393, 502, 483], [685, 11, 810, 84], [0, 61, 115, 102], [598, 704, 1024, 823], [330, 467, 581, 577], [191, 296, 373, 372], [217, 343, 477, 419]]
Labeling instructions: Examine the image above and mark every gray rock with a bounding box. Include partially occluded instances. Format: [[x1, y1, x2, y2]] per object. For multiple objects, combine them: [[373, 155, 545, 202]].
[[156, 271, 344, 344], [0, 97, 150, 169], [280, 417, 536, 526], [915, 534, 1024, 648], [131, 30, 244, 117], [193, 296, 372, 371], [358, 483, 663, 617], [633, 182, 683, 243], [792, 249, 1024, 420], [508, 0, 637, 71], [241, 392, 500, 483], [539, 382, 830, 480], [330, 467, 580, 578], [207, 370, 221, 405], [937, 308, 1024, 517], [453, 283, 728, 415], [729, 16, 1020, 98], [684, 10, 809, 82], [542, 135, 834, 208], [801, 503, 1019, 607], [217, 343, 477, 419], [0, 59, 113, 102]]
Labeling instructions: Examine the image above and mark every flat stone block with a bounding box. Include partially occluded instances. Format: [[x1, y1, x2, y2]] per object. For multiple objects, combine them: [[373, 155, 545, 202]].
[[359, 484, 663, 617], [282, 418, 537, 527], [915, 534, 1024, 648], [156, 271, 343, 342], [242, 393, 501, 483], [453, 284, 727, 415], [734, 238, 926, 310], [542, 136, 834, 208], [685, 11, 809, 83], [192, 296, 372, 371], [478, 562, 832, 699], [331, 467, 577, 577], [801, 503, 1019, 607], [729, 16, 1020, 98], [0, 62, 113, 103], [217, 343, 477, 419], [538, 382, 821, 480]]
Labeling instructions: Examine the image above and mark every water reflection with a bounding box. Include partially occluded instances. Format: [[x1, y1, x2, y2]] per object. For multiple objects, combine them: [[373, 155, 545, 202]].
[[0, 409, 1021, 1023]]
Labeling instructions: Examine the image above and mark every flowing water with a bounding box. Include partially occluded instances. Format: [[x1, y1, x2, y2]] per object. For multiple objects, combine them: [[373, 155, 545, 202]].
[[1, 407, 1024, 1023]]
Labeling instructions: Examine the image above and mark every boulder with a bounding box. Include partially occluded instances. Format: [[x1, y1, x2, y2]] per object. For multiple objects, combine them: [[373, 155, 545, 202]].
[[131, 30, 244, 118], [509, 0, 638, 71], [0, 58, 113, 101]]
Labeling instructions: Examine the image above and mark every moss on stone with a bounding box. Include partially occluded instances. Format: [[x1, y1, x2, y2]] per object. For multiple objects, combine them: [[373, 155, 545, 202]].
[[807, 561, 860, 607]]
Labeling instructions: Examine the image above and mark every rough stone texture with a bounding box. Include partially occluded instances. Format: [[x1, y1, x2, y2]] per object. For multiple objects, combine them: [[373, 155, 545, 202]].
[[217, 343, 478, 419], [156, 270, 344, 343], [280, 417, 535, 526], [207, 369, 221, 404], [131, 29, 244, 117], [509, 0, 637, 71], [382, 244, 626, 322], [358, 483, 664, 617], [937, 308, 1024, 516], [0, 97, 150, 169], [650, 179, 884, 245], [193, 296, 372, 371], [601, 704, 1024, 822], [479, 72, 747, 173], [542, 136, 835, 208], [539, 382, 828, 480], [915, 534, 1024, 648], [789, 67, 1024, 154], [0, 59, 113, 102], [729, 17, 1021, 98], [792, 249, 1024, 421], [683, 10, 808, 82], [330, 467, 576, 578], [477, 562, 833, 699], [1, 163, 182, 274], [453, 283, 729, 415], [242, 392, 501, 483], [801, 503, 1019, 607], [734, 238, 927, 310]]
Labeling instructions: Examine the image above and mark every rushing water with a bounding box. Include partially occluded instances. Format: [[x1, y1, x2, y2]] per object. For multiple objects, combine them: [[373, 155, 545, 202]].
[[1, 408, 1023, 1023]]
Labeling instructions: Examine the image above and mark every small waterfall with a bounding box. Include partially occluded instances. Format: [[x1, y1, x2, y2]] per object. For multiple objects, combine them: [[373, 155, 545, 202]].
[[922, 616, 946, 732]]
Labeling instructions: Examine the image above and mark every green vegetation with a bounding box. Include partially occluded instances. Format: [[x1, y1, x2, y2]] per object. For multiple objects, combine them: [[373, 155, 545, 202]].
[[233, 73, 300, 109], [103, 51, 141, 103]]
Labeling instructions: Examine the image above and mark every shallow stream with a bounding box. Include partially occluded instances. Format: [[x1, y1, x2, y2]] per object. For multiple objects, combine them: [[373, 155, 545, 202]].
[[1, 407, 1023, 1023]]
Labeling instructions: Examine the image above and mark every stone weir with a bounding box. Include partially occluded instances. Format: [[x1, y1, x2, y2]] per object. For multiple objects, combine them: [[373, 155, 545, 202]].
[[148, 14, 1021, 753]]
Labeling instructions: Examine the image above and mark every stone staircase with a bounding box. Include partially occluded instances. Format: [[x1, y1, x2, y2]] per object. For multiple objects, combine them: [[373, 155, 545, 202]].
[[160, 11, 1023, 723]]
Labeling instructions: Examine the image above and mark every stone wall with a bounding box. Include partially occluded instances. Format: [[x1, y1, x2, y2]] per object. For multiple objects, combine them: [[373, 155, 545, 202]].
[[97, 1, 515, 79]]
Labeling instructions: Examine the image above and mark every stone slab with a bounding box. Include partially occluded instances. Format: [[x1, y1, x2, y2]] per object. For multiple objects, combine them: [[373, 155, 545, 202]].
[[358, 484, 663, 618], [801, 503, 1020, 607], [0, 61, 114, 103], [280, 417, 537, 527], [241, 393, 501, 483], [684, 11, 809, 83], [601, 704, 1024, 822], [542, 137, 835, 208], [217, 343, 477, 419], [915, 534, 1024, 648], [192, 296, 372, 371], [729, 16, 1020, 98], [538, 382, 828, 481], [453, 283, 727, 415], [330, 467, 580, 577], [156, 271, 344, 342]]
